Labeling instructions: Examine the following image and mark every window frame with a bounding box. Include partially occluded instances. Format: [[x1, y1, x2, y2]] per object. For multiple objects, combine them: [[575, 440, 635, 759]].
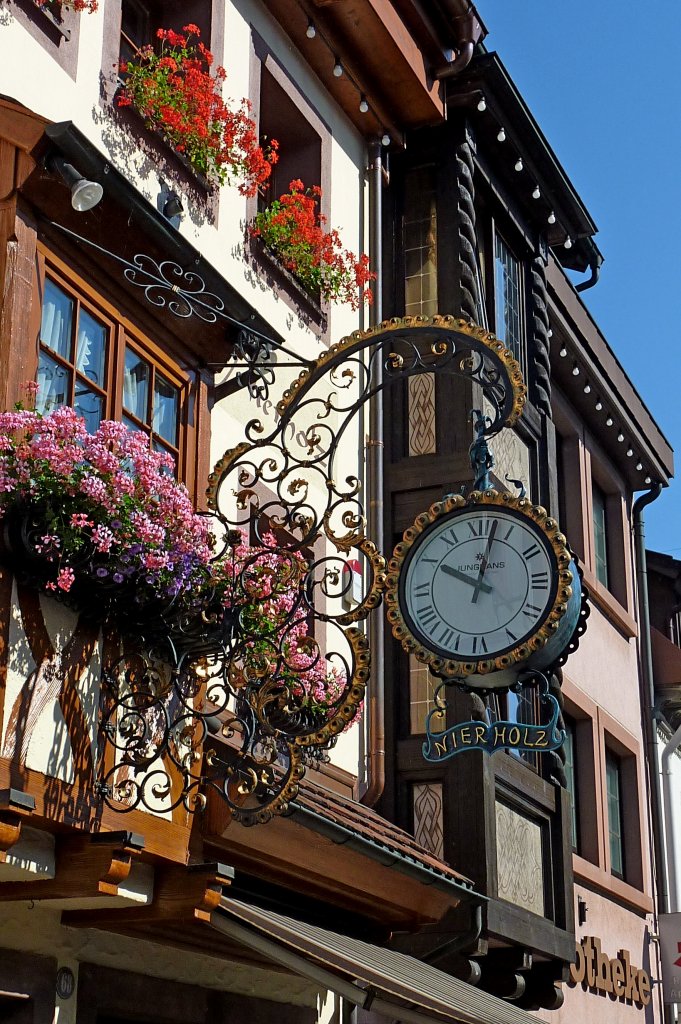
[[248, 32, 332, 329], [605, 746, 625, 879], [34, 246, 204, 499], [492, 229, 526, 369]]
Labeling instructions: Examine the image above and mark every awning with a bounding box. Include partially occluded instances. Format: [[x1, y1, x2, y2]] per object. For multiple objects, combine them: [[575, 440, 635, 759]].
[[211, 897, 539, 1024]]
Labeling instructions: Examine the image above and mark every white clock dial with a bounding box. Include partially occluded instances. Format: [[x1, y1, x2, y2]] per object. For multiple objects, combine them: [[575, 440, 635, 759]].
[[401, 508, 556, 661]]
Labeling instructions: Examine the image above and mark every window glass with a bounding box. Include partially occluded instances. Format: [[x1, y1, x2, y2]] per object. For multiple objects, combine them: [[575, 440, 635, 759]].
[[153, 372, 179, 446], [40, 278, 73, 360], [36, 265, 186, 482], [36, 352, 70, 415], [563, 718, 579, 851], [606, 749, 624, 878], [123, 347, 150, 422], [404, 166, 438, 317], [592, 482, 609, 587], [259, 65, 321, 203], [76, 309, 107, 387], [494, 234, 523, 365]]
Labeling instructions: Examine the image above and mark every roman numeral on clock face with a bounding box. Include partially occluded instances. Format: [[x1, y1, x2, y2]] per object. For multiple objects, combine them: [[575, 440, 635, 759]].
[[531, 571, 549, 590], [467, 517, 497, 538], [413, 582, 430, 598], [416, 605, 439, 630], [523, 602, 542, 617], [523, 543, 541, 560], [441, 528, 459, 547]]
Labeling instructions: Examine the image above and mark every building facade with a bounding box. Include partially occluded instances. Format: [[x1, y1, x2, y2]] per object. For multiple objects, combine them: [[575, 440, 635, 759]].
[[0, 1, 676, 1023]]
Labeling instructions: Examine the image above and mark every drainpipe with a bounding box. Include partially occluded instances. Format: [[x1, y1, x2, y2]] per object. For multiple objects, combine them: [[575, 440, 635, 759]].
[[661, 720, 681, 912], [633, 483, 673, 1024], [575, 248, 603, 293], [362, 139, 385, 807]]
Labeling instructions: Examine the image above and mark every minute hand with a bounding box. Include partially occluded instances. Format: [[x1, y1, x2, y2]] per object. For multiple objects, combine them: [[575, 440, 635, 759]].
[[440, 564, 493, 594], [471, 519, 498, 604]]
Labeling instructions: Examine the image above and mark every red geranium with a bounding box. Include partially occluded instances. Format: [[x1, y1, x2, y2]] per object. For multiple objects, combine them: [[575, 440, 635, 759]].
[[250, 180, 375, 309], [117, 25, 277, 194], [35, 0, 98, 11]]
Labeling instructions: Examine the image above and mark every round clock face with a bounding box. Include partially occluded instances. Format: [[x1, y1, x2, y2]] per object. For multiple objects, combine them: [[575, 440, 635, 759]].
[[400, 506, 558, 663]]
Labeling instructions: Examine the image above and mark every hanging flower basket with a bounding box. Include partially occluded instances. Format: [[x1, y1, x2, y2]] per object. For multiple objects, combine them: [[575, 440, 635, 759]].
[[0, 390, 361, 731], [116, 25, 278, 193], [249, 179, 375, 309]]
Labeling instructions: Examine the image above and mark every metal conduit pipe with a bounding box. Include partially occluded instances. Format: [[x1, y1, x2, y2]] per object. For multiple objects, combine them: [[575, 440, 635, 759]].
[[632, 483, 673, 1024], [661, 721, 681, 912], [362, 139, 385, 807]]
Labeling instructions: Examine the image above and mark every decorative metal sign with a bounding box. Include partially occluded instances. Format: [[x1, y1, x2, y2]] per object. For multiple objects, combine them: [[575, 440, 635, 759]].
[[46, 228, 528, 827], [422, 674, 564, 761]]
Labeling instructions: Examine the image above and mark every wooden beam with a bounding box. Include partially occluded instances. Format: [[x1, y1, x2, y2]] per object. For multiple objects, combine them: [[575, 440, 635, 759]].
[[61, 861, 234, 928], [0, 788, 35, 863], [0, 831, 144, 901]]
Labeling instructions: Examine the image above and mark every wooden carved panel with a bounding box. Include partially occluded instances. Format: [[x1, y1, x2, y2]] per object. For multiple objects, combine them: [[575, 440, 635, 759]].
[[495, 800, 545, 916], [407, 373, 437, 456], [413, 782, 444, 860]]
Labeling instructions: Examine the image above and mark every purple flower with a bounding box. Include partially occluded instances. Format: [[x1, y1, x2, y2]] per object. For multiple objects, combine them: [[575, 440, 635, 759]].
[[111, 520, 123, 530], [113, 573, 124, 583], [96, 567, 108, 577]]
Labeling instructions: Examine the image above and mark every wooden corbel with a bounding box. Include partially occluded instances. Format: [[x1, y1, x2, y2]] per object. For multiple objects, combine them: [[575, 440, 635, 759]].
[[0, 829, 145, 901], [0, 789, 35, 863], [61, 859, 234, 929]]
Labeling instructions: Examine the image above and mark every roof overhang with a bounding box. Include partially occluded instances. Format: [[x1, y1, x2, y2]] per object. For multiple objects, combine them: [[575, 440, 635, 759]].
[[263, 0, 486, 139], [446, 53, 601, 280], [547, 256, 674, 488]]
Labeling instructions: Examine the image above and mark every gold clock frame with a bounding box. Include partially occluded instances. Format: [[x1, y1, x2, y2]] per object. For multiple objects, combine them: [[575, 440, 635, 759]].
[[385, 489, 576, 680]]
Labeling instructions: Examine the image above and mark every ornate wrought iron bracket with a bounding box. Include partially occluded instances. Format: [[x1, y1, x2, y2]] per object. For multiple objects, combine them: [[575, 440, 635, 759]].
[[56, 209, 528, 826]]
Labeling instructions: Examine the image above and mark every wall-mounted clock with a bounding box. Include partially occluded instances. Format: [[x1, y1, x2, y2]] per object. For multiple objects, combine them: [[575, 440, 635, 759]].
[[385, 489, 582, 688]]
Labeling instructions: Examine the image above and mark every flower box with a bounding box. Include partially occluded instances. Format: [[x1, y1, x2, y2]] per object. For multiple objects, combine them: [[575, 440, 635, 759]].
[[116, 25, 277, 195]]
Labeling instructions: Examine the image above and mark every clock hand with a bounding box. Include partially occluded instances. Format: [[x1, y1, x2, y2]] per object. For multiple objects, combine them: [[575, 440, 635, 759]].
[[471, 518, 499, 604], [440, 564, 493, 594]]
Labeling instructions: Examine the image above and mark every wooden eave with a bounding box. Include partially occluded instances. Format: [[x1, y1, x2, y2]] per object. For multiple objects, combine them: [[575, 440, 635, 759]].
[[447, 53, 601, 276], [202, 796, 470, 930], [265, 0, 451, 138], [547, 254, 674, 488]]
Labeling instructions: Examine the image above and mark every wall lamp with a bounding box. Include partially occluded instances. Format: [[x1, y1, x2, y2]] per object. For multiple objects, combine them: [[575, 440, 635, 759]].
[[47, 154, 103, 212], [162, 190, 184, 220]]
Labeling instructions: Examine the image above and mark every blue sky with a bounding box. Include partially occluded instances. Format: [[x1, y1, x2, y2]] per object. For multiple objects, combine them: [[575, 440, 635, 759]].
[[479, 1, 681, 554]]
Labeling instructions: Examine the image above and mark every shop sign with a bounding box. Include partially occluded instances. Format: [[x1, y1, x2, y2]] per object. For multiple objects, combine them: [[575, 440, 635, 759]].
[[568, 935, 651, 1008], [659, 912, 681, 1004]]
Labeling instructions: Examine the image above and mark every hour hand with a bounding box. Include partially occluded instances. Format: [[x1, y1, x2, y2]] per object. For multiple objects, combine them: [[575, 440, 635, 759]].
[[440, 564, 493, 594]]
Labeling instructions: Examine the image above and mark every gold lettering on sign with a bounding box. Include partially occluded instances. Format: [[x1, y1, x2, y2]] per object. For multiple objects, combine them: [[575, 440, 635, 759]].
[[568, 936, 652, 1007], [434, 736, 449, 757]]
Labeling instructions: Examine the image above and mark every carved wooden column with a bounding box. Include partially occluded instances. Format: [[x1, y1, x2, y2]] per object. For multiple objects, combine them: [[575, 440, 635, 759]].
[[530, 244, 551, 418], [454, 127, 480, 323]]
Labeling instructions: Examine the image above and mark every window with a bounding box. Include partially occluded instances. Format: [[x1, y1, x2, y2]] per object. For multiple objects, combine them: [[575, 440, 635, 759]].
[[563, 717, 579, 852], [259, 66, 321, 203], [494, 233, 524, 366], [606, 749, 625, 878], [404, 166, 438, 317], [592, 481, 609, 587], [35, 259, 192, 481], [119, 0, 212, 64]]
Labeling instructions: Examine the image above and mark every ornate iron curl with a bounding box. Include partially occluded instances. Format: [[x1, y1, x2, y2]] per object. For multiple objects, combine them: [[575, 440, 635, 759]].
[[96, 317, 524, 825]]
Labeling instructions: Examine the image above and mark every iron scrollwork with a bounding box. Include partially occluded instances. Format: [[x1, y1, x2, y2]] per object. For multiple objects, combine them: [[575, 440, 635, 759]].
[[94, 315, 525, 825]]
